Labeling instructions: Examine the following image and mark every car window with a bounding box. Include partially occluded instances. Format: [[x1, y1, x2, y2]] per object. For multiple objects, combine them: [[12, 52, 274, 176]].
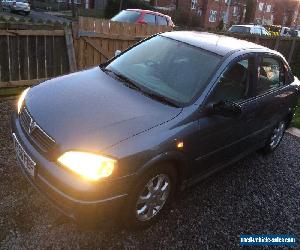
[[257, 57, 285, 95], [157, 15, 168, 26], [229, 26, 250, 33], [252, 27, 262, 35], [261, 28, 269, 35], [111, 10, 141, 23], [143, 14, 156, 24], [209, 59, 254, 103], [106, 36, 221, 106]]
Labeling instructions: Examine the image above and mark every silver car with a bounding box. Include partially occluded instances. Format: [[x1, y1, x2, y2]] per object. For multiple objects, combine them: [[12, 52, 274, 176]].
[[1, 0, 30, 15]]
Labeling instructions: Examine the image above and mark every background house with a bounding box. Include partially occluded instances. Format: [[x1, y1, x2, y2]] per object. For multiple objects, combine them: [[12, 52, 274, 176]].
[[245, 0, 274, 25], [273, 0, 300, 28], [153, 0, 246, 29]]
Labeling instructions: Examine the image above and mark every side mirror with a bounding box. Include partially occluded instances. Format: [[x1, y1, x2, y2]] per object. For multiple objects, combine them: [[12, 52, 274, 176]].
[[212, 100, 242, 118], [115, 50, 121, 57]]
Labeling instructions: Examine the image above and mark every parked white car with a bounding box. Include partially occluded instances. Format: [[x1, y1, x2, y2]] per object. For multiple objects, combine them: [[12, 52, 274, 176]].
[[228, 25, 270, 36], [1, 0, 30, 15]]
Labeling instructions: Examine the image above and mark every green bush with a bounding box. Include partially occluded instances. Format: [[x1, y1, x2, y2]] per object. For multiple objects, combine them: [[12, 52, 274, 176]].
[[105, 0, 153, 19]]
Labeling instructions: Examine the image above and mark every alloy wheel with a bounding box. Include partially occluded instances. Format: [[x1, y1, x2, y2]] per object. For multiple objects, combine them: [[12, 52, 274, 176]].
[[135, 174, 170, 221], [269, 121, 286, 149]]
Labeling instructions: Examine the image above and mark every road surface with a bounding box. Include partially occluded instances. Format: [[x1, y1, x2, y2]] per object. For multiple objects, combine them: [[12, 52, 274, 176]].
[[0, 9, 71, 24]]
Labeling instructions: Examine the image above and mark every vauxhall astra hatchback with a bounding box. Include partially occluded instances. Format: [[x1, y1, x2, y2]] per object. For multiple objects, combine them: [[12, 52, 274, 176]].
[[12, 31, 300, 229]]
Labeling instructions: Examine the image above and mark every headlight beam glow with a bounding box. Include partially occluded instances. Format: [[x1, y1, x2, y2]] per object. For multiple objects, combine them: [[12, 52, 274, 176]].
[[17, 87, 30, 114], [57, 151, 116, 181]]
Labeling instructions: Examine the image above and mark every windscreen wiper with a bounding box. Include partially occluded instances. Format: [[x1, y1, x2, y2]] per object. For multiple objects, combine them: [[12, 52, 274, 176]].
[[102, 67, 179, 108], [143, 91, 179, 108], [101, 67, 142, 92]]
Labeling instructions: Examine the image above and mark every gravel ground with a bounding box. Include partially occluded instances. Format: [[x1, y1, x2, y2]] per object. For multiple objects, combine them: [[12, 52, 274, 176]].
[[0, 98, 299, 249]]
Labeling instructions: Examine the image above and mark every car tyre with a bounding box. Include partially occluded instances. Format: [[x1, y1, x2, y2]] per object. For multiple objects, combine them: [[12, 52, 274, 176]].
[[124, 163, 177, 230], [261, 120, 286, 154]]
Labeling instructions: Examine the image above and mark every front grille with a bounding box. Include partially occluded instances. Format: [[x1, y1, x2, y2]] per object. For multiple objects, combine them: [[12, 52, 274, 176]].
[[19, 107, 55, 152]]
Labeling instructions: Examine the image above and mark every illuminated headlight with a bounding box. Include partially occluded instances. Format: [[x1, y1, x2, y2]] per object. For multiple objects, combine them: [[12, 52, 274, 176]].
[[57, 151, 116, 181], [17, 87, 30, 114]]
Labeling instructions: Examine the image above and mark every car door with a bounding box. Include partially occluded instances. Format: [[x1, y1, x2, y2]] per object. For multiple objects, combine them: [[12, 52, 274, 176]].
[[250, 53, 297, 141], [189, 55, 260, 177]]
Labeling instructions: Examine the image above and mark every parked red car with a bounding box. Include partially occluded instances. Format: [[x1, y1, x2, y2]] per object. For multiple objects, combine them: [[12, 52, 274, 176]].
[[111, 9, 175, 27]]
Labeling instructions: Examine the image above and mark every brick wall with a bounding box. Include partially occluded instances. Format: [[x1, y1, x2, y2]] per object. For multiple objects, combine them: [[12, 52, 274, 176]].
[[203, 0, 246, 29], [273, 0, 300, 27]]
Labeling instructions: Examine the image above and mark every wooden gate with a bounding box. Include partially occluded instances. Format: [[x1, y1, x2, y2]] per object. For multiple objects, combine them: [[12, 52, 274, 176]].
[[73, 17, 173, 69], [0, 27, 76, 88]]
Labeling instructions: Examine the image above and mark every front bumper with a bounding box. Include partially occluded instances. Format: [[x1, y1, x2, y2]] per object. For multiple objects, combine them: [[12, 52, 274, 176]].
[[11, 113, 135, 224]]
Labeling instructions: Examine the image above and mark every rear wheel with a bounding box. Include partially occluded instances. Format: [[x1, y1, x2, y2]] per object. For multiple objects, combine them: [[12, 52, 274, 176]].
[[124, 164, 177, 229], [261, 120, 286, 153]]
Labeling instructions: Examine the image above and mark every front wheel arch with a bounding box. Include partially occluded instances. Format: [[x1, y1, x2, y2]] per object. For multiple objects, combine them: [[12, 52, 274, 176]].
[[135, 152, 188, 194]]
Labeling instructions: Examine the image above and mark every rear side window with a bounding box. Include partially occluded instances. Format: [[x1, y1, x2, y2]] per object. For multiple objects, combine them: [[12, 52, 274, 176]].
[[257, 57, 285, 95], [143, 14, 156, 24], [157, 15, 168, 26], [111, 10, 141, 23]]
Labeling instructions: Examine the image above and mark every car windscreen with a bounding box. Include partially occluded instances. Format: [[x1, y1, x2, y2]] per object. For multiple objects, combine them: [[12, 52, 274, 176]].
[[229, 26, 250, 33], [106, 36, 222, 106], [111, 10, 141, 23]]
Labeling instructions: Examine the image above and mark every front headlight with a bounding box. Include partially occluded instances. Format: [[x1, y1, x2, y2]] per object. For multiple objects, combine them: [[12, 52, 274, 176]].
[[17, 87, 30, 114], [57, 151, 116, 181]]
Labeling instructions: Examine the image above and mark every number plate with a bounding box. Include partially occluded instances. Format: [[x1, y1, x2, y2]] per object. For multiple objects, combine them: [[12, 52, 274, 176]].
[[13, 133, 36, 177]]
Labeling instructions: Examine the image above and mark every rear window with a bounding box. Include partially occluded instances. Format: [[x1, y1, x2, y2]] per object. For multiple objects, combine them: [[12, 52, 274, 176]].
[[229, 26, 250, 33], [111, 10, 141, 23]]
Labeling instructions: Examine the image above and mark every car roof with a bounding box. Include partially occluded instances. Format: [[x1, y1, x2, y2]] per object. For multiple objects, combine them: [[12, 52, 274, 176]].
[[126, 9, 171, 18], [161, 31, 269, 56], [231, 24, 266, 28], [231, 24, 255, 28]]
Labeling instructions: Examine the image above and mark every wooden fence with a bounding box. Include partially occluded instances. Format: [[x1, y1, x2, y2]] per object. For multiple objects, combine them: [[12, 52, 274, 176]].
[[1, 18, 300, 89], [0, 25, 76, 88], [220, 32, 300, 72], [73, 17, 173, 69]]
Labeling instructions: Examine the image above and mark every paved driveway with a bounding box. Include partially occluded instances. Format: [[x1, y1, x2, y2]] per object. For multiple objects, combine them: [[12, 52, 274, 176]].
[[0, 99, 299, 249]]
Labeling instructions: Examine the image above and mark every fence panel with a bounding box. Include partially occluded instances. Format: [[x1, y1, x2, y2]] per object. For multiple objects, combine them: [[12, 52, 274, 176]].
[[74, 17, 173, 69], [0, 28, 73, 88]]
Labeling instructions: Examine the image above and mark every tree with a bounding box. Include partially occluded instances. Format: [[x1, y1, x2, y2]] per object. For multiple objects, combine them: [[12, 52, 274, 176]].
[[245, 0, 254, 23]]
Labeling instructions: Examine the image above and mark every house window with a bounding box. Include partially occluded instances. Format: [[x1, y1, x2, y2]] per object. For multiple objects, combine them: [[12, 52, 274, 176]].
[[266, 5, 271, 13], [191, 0, 197, 10], [258, 2, 264, 11], [233, 6, 238, 16], [209, 10, 217, 22], [222, 11, 227, 22]]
